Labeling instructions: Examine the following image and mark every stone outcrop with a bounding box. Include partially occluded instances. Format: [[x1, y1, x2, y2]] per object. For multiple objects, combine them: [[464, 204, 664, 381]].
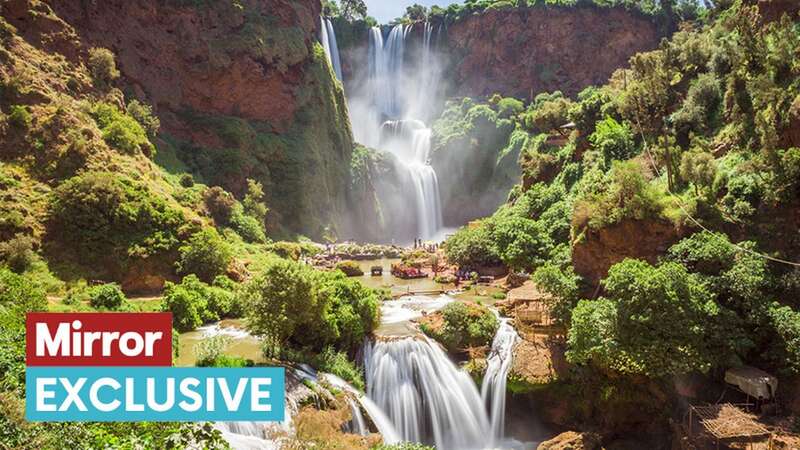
[[444, 6, 665, 100], [537, 431, 603, 450], [572, 219, 684, 287]]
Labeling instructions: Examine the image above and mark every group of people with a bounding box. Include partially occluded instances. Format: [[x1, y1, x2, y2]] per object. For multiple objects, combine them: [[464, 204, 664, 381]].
[[412, 238, 439, 253]]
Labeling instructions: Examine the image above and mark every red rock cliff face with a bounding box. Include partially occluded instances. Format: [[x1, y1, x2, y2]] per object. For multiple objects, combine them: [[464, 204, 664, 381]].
[[38, 0, 357, 239], [44, 0, 320, 134], [444, 6, 664, 99]]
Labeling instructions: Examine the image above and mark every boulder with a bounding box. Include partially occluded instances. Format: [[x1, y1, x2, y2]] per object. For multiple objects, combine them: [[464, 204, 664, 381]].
[[537, 431, 603, 450]]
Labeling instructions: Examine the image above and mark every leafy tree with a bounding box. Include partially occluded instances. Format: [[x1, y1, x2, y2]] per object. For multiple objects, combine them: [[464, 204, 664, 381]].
[[126, 100, 160, 138], [87, 47, 119, 87], [340, 0, 367, 20], [203, 186, 236, 226], [568, 259, 724, 377], [680, 149, 717, 196], [0, 233, 35, 273], [322, 0, 341, 17], [243, 258, 379, 353], [487, 211, 552, 271], [421, 302, 498, 352], [161, 275, 210, 332], [588, 116, 636, 164], [90, 103, 154, 156], [443, 223, 501, 268], [88, 284, 126, 310], [533, 263, 582, 325], [176, 228, 232, 283], [405, 4, 428, 21], [242, 179, 268, 225], [524, 94, 573, 133]]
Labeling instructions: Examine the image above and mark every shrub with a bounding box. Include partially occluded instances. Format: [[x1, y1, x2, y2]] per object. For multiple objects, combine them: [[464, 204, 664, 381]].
[[176, 228, 233, 283], [49, 172, 184, 266], [87, 47, 120, 86], [0, 268, 47, 313], [567, 259, 726, 377], [89, 103, 154, 156], [230, 208, 266, 243], [243, 259, 380, 353], [194, 335, 248, 367], [532, 263, 581, 325], [486, 210, 552, 271], [242, 179, 268, 225], [422, 301, 498, 352], [588, 116, 636, 164], [524, 95, 573, 133], [680, 149, 717, 196], [87, 283, 126, 310], [335, 260, 363, 277], [161, 275, 210, 332], [179, 174, 195, 188], [443, 223, 501, 269], [126, 100, 160, 137], [0, 234, 35, 273], [496, 97, 524, 119], [203, 186, 236, 226], [766, 303, 800, 374], [8, 105, 31, 129], [311, 347, 365, 391]]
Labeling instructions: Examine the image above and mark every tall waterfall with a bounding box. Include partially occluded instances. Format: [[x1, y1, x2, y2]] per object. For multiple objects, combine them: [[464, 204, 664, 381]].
[[481, 318, 520, 442], [364, 337, 494, 450], [358, 24, 443, 241], [320, 17, 342, 81]]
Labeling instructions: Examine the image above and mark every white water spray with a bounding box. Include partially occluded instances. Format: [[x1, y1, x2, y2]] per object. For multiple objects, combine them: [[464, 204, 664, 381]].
[[364, 336, 493, 450], [481, 317, 520, 443], [320, 17, 342, 81]]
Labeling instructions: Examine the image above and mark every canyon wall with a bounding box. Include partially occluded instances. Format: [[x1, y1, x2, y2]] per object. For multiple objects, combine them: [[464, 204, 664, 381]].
[[42, 0, 354, 239], [444, 6, 666, 99]]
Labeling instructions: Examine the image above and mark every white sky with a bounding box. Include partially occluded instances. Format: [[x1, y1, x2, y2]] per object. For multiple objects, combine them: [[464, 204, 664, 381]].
[[364, 0, 461, 24]]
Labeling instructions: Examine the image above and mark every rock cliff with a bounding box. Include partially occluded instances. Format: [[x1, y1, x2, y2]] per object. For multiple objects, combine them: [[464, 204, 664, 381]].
[[444, 6, 665, 99], [43, 0, 355, 238]]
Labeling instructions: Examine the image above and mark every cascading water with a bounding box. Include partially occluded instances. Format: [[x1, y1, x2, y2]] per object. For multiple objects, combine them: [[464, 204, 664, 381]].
[[364, 336, 494, 450], [358, 24, 444, 241], [481, 317, 521, 443], [319, 17, 342, 81]]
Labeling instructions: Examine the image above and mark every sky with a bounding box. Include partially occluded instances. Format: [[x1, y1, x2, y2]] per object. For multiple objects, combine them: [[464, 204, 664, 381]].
[[364, 0, 460, 24]]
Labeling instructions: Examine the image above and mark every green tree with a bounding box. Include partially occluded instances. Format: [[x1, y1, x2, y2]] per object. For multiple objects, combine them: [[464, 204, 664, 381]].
[[340, 0, 367, 19], [87, 47, 119, 87], [88, 284, 127, 310], [176, 228, 232, 283], [405, 4, 428, 21], [588, 116, 636, 164], [567, 259, 723, 377], [680, 149, 717, 196]]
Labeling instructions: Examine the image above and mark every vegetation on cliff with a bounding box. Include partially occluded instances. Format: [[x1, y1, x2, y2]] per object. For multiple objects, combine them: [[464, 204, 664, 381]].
[[443, 0, 800, 433]]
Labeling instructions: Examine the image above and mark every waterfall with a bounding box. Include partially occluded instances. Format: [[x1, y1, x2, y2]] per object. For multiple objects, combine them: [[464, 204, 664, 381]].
[[320, 17, 342, 81], [364, 337, 493, 450], [347, 399, 368, 436], [481, 318, 520, 443]]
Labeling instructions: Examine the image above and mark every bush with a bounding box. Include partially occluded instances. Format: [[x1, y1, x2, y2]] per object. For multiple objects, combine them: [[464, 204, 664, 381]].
[[567, 259, 727, 377], [443, 223, 501, 269], [532, 263, 581, 325], [194, 335, 249, 368], [311, 347, 365, 391], [0, 234, 35, 273], [179, 174, 195, 188], [0, 268, 47, 313], [243, 258, 380, 353], [422, 301, 498, 352], [176, 228, 232, 283], [202, 186, 236, 226], [335, 260, 363, 277], [8, 105, 31, 129], [496, 97, 524, 119], [126, 100, 160, 137], [588, 116, 636, 164], [524, 94, 573, 133], [230, 208, 266, 243], [87, 47, 120, 86], [49, 172, 184, 266], [161, 275, 210, 332], [486, 210, 552, 271], [89, 103, 154, 156], [87, 283, 126, 310]]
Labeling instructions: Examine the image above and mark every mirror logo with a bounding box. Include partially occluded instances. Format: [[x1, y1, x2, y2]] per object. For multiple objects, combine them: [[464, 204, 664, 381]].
[[25, 313, 285, 422]]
